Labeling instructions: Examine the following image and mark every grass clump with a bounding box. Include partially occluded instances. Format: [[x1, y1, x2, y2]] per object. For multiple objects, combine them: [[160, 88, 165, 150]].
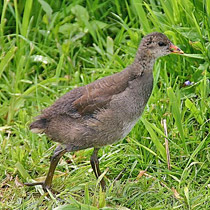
[[0, 0, 209, 209]]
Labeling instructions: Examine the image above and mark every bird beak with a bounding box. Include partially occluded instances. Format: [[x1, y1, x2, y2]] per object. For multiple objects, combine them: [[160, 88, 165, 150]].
[[169, 43, 184, 54]]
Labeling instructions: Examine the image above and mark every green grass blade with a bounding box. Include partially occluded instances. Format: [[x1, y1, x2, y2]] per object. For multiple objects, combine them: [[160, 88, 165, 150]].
[[186, 135, 209, 167], [185, 98, 204, 125], [144, 2, 161, 31], [131, 0, 151, 34], [167, 87, 187, 153], [21, 0, 33, 37], [191, 12, 202, 39], [106, 36, 114, 55], [141, 117, 166, 160], [131, 138, 162, 159], [0, 46, 17, 79], [15, 162, 31, 180], [181, 135, 209, 183], [84, 184, 90, 205], [160, 0, 174, 24], [55, 54, 65, 79], [182, 54, 205, 59], [14, 0, 20, 47], [38, 0, 52, 19], [0, 0, 9, 47]]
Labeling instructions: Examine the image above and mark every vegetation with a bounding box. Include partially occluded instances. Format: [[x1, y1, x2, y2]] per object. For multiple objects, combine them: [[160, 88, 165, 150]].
[[0, 0, 209, 209]]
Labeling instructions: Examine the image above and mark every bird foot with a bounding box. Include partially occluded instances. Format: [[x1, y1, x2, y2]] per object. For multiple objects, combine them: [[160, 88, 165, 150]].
[[24, 181, 54, 193]]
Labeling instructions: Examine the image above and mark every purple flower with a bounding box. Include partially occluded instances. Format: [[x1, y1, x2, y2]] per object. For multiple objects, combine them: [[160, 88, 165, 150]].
[[184, 80, 191, 86]]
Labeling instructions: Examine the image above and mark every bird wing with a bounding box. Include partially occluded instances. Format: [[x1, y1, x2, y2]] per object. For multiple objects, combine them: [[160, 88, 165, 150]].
[[42, 70, 132, 119], [73, 74, 125, 115], [72, 71, 131, 116]]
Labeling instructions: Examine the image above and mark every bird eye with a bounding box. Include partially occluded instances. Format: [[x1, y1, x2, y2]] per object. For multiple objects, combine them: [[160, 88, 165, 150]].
[[158, 41, 166, 46]]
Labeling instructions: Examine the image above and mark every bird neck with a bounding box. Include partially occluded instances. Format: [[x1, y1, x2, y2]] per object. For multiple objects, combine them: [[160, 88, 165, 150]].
[[131, 49, 156, 76]]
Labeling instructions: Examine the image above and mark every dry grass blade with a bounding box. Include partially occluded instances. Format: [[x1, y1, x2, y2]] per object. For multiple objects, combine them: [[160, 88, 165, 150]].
[[162, 119, 171, 170]]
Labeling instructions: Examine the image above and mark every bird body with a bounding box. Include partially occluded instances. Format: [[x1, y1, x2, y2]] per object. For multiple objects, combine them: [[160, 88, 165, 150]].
[[26, 32, 184, 191], [30, 59, 154, 151]]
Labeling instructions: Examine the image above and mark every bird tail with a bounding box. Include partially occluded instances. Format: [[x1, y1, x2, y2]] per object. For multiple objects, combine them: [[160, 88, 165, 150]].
[[29, 117, 49, 134]]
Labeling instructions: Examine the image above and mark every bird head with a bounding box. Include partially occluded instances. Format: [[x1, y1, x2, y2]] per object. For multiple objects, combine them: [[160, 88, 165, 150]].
[[139, 32, 184, 59]]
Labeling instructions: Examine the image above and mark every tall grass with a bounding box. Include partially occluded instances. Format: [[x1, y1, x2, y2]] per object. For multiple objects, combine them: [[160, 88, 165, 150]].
[[0, 0, 209, 209]]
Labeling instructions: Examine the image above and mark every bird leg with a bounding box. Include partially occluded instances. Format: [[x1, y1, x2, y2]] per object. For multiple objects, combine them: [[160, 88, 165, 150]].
[[25, 145, 67, 191], [90, 148, 106, 191]]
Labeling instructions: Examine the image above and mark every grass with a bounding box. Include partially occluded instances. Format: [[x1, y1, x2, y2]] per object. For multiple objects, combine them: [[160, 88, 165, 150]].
[[0, 0, 209, 209]]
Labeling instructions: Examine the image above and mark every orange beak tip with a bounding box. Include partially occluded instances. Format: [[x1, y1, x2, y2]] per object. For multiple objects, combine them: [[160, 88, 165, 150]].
[[171, 50, 184, 55], [170, 44, 184, 54]]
